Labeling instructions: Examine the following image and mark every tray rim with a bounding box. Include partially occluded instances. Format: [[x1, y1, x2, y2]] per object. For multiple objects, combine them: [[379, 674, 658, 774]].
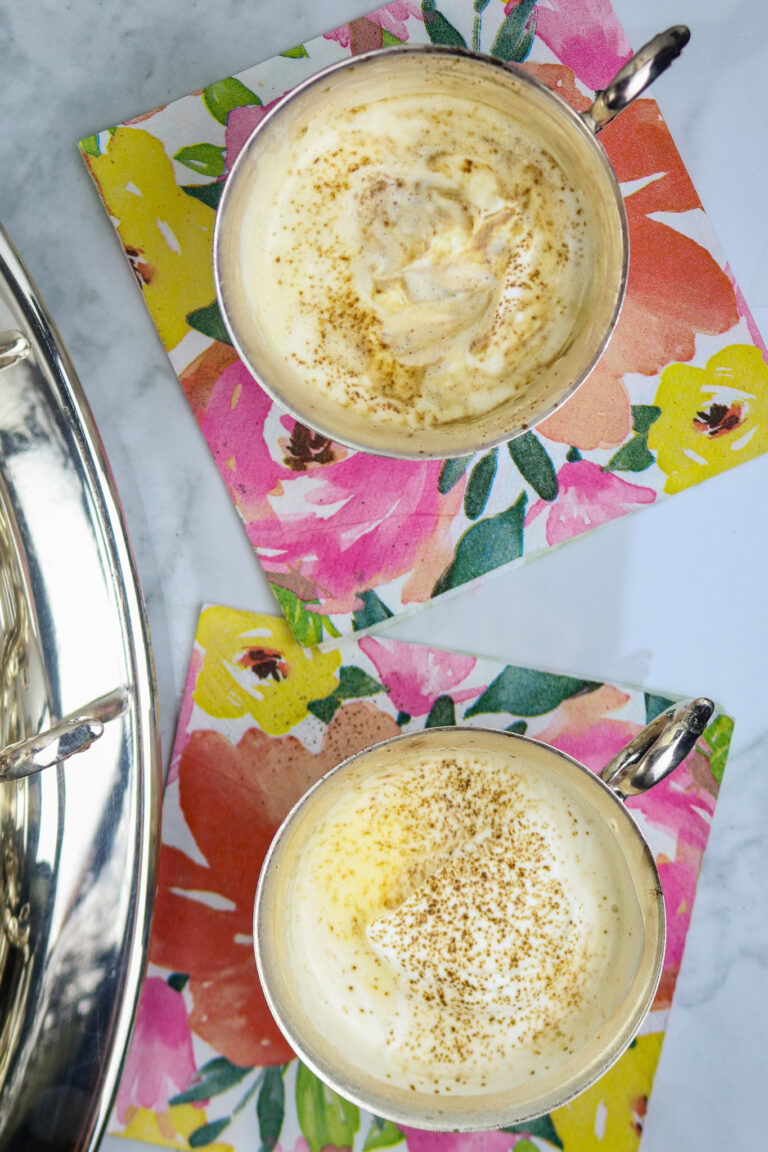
[[0, 223, 160, 1149]]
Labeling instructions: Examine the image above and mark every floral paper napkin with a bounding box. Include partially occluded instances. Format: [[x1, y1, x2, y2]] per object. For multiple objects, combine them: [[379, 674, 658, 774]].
[[80, 0, 768, 647], [112, 606, 734, 1151]]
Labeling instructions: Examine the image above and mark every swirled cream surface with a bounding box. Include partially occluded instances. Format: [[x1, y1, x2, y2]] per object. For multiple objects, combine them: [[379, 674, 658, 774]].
[[287, 750, 644, 1094], [239, 94, 591, 428]]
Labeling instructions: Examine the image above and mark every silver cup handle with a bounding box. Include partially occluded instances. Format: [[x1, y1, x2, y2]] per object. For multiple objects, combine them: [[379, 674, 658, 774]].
[[0, 686, 130, 782], [582, 25, 690, 134], [600, 696, 714, 799]]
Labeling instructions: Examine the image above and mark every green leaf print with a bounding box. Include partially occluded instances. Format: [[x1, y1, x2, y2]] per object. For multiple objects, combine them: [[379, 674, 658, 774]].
[[607, 405, 661, 473], [425, 694, 457, 728], [296, 1062, 360, 1152], [182, 181, 225, 210], [186, 300, 232, 345], [281, 44, 310, 58], [189, 1118, 231, 1147], [507, 432, 558, 501], [174, 142, 226, 178], [257, 1066, 286, 1152], [307, 695, 338, 724], [438, 454, 472, 494], [352, 588, 395, 631], [80, 133, 100, 157], [505, 719, 528, 735], [337, 665, 385, 698], [166, 972, 189, 993], [421, 0, 468, 48], [500, 1113, 564, 1148], [471, 0, 492, 49], [433, 491, 527, 595], [490, 0, 538, 62], [644, 692, 675, 725], [270, 584, 340, 645], [464, 448, 498, 520], [465, 666, 600, 718], [381, 29, 405, 47], [169, 1056, 252, 1105], [203, 77, 262, 125], [363, 1117, 406, 1150], [702, 713, 735, 785], [308, 665, 386, 724]]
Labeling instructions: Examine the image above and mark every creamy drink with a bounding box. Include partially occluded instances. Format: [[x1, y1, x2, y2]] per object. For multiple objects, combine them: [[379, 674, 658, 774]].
[[238, 94, 591, 430], [282, 744, 644, 1097], [217, 49, 628, 457]]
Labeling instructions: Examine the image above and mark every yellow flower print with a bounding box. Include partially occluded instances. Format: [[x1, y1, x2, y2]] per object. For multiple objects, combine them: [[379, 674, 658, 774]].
[[121, 1103, 233, 1149], [84, 127, 216, 351], [648, 343, 768, 494], [550, 1031, 664, 1152], [194, 608, 341, 735]]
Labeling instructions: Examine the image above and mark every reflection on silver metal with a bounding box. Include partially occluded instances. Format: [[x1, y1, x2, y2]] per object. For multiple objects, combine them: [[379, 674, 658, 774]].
[[600, 696, 714, 798], [0, 333, 29, 372], [0, 686, 131, 782], [583, 26, 691, 133], [0, 224, 160, 1150]]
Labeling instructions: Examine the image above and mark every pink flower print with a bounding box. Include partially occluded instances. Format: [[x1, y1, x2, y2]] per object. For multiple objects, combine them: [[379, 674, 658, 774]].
[[325, 2, 423, 48], [199, 357, 463, 614], [201, 360, 289, 522], [323, 25, 353, 48], [278, 1142, 311, 1152], [635, 751, 717, 862], [657, 840, 700, 973], [526, 0, 633, 91], [404, 1128, 525, 1152], [526, 459, 655, 546], [637, 752, 716, 1009], [225, 96, 286, 172], [358, 638, 480, 717], [253, 447, 459, 613], [115, 976, 196, 1123], [534, 683, 638, 772], [368, 0, 424, 39]]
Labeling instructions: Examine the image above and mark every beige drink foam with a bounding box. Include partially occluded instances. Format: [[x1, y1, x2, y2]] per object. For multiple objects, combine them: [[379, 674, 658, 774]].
[[286, 749, 644, 1095], [239, 92, 591, 429]]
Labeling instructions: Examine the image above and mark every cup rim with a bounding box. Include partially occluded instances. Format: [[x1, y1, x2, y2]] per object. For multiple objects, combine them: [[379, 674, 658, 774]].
[[213, 44, 630, 460], [253, 724, 666, 1130]]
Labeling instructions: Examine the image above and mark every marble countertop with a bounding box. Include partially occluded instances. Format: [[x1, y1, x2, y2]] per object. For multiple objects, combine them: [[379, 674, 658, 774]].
[[1, 0, 767, 1147]]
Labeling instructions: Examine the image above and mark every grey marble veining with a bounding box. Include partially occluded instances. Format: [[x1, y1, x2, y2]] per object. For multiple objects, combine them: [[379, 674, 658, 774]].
[[1, 0, 767, 1147]]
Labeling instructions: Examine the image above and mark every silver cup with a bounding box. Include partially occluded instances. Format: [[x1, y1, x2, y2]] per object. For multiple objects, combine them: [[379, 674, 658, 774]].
[[254, 696, 713, 1130], [215, 29, 689, 459]]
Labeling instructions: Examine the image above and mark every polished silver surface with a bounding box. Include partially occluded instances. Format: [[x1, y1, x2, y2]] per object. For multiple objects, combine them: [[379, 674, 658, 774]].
[[0, 687, 130, 783], [600, 696, 714, 798], [0, 225, 160, 1150], [585, 26, 691, 133]]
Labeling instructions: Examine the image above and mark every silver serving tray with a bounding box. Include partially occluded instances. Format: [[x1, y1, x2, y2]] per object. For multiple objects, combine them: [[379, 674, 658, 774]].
[[0, 225, 159, 1148]]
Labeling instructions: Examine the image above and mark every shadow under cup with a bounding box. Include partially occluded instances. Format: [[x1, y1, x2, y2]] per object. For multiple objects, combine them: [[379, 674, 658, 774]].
[[215, 48, 628, 459], [254, 727, 666, 1131]]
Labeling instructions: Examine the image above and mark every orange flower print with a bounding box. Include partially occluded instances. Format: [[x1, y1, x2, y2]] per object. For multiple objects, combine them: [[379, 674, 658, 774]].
[[150, 701, 400, 1067], [524, 65, 739, 450]]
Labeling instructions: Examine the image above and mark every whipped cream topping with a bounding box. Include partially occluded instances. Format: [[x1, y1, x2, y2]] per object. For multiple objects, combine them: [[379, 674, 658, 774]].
[[240, 93, 590, 428], [287, 750, 644, 1095]]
